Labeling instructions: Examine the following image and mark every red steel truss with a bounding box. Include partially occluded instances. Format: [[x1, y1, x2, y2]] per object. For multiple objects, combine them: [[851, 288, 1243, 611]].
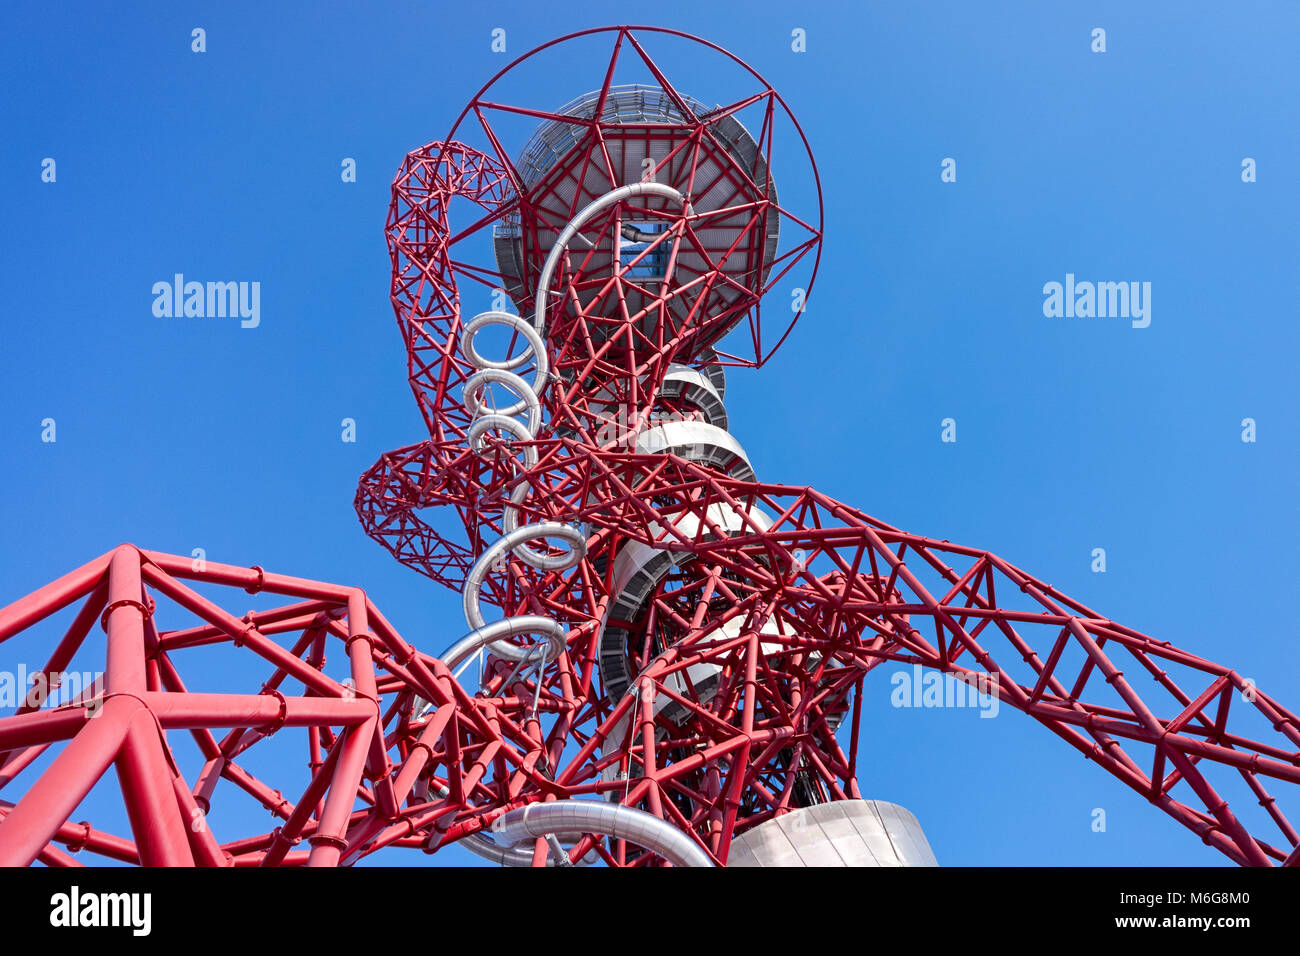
[[1, 27, 1296, 867]]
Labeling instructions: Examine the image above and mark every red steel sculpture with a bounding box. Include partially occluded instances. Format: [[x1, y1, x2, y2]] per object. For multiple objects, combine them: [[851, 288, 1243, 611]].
[[1, 26, 1297, 867]]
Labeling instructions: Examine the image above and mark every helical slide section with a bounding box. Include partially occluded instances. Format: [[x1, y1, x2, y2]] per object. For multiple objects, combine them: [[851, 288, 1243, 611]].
[[425, 183, 709, 867]]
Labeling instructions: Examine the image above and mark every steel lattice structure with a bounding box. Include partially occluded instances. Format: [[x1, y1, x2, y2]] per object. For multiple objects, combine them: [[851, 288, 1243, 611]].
[[1, 26, 1297, 867]]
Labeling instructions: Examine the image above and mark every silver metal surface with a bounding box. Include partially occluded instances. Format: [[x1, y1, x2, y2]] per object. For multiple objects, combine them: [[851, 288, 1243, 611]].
[[438, 616, 568, 671], [661, 363, 728, 430], [414, 779, 598, 868], [463, 367, 541, 431], [491, 799, 714, 868], [459, 310, 549, 388], [726, 800, 939, 867], [633, 419, 755, 481], [461, 522, 585, 640]]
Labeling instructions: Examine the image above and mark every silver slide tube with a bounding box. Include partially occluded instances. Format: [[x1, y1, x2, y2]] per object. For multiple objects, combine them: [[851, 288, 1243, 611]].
[[439, 184, 701, 866], [491, 800, 714, 868], [439, 615, 567, 671]]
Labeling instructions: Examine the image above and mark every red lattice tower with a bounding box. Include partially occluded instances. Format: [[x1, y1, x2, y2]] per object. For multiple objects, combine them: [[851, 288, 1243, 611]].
[[1, 27, 1298, 867]]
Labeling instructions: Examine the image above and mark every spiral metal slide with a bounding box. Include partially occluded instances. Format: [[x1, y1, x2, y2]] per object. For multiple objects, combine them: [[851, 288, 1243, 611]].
[[432, 184, 710, 867]]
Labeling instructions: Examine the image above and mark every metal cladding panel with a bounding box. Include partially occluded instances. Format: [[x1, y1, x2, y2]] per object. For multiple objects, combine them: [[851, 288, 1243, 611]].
[[633, 420, 755, 480], [661, 364, 728, 429], [871, 800, 938, 867], [730, 812, 804, 866], [816, 803, 881, 865], [775, 810, 845, 866], [728, 800, 939, 867], [846, 802, 906, 865]]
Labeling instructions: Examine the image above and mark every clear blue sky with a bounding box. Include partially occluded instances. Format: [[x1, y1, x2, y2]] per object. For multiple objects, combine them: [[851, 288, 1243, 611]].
[[2, 1, 1297, 866]]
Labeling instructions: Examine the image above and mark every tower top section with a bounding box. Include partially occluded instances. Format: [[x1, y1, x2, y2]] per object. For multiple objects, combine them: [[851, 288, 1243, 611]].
[[425, 26, 823, 374], [492, 81, 780, 363]]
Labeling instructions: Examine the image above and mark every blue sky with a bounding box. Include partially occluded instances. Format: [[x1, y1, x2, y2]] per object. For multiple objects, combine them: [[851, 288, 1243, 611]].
[[1, 1, 1297, 866]]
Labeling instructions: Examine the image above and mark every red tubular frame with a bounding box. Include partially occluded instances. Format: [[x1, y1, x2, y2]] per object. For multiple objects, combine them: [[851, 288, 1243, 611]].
[[1, 540, 1293, 864]]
